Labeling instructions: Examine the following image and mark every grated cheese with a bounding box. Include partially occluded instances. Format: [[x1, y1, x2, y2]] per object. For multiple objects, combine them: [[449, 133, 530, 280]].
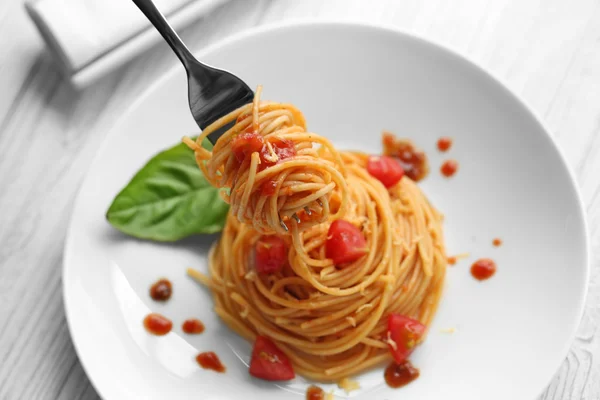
[[263, 141, 278, 163], [356, 303, 373, 313], [411, 235, 423, 244], [338, 377, 360, 393], [440, 327, 457, 334], [386, 331, 398, 351]]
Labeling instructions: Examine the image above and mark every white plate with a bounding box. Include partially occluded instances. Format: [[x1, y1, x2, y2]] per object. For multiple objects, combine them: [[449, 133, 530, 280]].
[[64, 21, 589, 400]]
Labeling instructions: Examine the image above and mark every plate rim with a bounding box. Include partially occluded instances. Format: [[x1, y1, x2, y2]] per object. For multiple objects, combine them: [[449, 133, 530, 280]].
[[63, 19, 591, 399]]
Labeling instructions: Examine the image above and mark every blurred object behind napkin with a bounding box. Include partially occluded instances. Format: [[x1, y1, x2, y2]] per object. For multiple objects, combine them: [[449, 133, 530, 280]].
[[25, 0, 230, 88]]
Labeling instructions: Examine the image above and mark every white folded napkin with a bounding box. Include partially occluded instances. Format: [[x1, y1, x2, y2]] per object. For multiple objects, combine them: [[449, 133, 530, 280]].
[[25, 0, 230, 88]]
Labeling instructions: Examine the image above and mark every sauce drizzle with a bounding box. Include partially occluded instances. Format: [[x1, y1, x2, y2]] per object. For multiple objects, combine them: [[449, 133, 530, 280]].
[[182, 318, 205, 334], [306, 385, 325, 400], [492, 238, 503, 247], [471, 258, 497, 280], [384, 360, 420, 388], [440, 160, 458, 177], [143, 313, 172, 336], [149, 278, 172, 302], [196, 352, 226, 373]]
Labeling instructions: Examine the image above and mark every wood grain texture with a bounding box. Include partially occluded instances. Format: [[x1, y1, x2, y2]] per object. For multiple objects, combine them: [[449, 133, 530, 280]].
[[0, 0, 598, 398]]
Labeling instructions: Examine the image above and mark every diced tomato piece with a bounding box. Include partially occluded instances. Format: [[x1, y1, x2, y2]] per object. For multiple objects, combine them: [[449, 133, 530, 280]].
[[387, 314, 426, 363], [231, 132, 265, 163], [255, 236, 287, 274], [271, 138, 296, 161], [249, 336, 295, 381], [367, 155, 405, 188], [325, 220, 368, 265], [260, 137, 297, 167]]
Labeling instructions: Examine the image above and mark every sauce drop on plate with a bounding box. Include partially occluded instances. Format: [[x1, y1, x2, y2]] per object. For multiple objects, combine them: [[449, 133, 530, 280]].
[[492, 238, 503, 247], [440, 160, 458, 177], [143, 313, 172, 336], [149, 278, 172, 301], [447, 256, 457, 265], [182, 318, 205, 334], [437, 137, 453, 152], [196, 352, 226, 373], [384, 360, 420, 388], [306, 385, 325, 400], [471, 258, 496, 280]]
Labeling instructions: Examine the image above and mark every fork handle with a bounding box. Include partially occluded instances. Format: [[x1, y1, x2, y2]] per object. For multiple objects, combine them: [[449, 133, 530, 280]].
[[132, 0, 198, 69]]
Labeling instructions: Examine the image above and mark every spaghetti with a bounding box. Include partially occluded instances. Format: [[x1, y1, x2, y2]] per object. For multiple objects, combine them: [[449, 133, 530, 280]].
[[186, 89, 447, 381], [188, 92, 447, 381], [184, 86, 348, 235]]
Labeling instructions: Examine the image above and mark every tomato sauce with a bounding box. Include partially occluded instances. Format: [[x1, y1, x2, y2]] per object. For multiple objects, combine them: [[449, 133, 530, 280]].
[[260, 180, 278, 196], [196, 352, 226, 373], [384, 360, 420, 388], [492, 238, 502, 247], [306, 385, 325, 400], [259, 137, 297, 170], [471, 258, 496, 280], [182, 318, 205, 334], [382, 132, 429, 182], [440, 160, 458, 177], [149, 278, 172, 301], [437, 137, 453, 152], [143, 313, 172, 336]]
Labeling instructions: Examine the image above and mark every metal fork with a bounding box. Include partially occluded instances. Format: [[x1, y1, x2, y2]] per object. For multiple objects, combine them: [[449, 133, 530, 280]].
[[132, 0, 309, 230], [132, 0, 254, 145]]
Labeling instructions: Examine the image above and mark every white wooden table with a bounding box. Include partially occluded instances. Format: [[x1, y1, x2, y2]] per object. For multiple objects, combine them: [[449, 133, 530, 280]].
[[0, 0, 599, 398]]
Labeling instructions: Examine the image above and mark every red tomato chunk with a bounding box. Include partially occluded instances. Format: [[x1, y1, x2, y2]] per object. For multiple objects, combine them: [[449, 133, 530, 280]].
[[260, 180, 278, 196], [231, 132, 265, 163], [260, 137, 297, 167], [325, 220, 368, 265], [231, 133, 297, 170], [387, 314, 426, 363], [255, 236, 287, 274], [367, 155, 405, 188], [249, 336, 295, 381]]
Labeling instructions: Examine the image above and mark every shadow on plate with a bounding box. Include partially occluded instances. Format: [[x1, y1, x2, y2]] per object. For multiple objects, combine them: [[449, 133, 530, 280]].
[[101, 227, 219, 257]]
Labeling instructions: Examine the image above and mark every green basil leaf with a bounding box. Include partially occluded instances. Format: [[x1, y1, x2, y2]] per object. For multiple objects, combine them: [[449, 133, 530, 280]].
[[106, 138, 229, 241]]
